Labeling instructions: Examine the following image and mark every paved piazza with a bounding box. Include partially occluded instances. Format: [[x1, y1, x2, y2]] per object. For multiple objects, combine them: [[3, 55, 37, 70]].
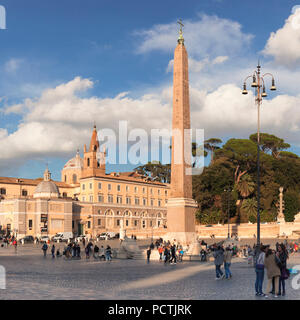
[[0, 239, 299, 300]]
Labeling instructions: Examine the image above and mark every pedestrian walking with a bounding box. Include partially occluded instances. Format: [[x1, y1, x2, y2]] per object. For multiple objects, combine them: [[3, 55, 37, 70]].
[[164, 246, 170, 264], [170, 244, 177, 265], [264, 248, 281, 298], [158, 246, 163, 261], [105, 245, 112, 261], [224, 247, 233, 279], [213, 246, 225, 280], [146, 247, 151, 263], [42, 242, 48, 257], [93, 244, 99, 259], [51, 244, 55, 258], [13, 239, 17, 253]]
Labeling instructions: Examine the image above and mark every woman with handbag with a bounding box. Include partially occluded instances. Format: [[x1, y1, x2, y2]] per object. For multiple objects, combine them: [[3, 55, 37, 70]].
[[264, 248, 281, 298], [277, 244, 289, 296]]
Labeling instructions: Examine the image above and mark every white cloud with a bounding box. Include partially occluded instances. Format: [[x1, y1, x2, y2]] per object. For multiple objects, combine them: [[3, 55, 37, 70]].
[[263, 8, 300, 67], [135, 14, 253, 60]]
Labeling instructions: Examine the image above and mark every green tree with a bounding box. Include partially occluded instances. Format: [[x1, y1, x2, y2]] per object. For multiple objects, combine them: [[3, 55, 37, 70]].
[[283, 190, 300, 222], [241, 198, 257, 222], [249, 133, 290, 159], [134, 161, 171, 183], [204, 138, 222, 163]]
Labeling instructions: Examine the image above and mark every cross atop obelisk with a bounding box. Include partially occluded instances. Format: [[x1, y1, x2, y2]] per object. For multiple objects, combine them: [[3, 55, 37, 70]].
[[177, 19, 184, 44]]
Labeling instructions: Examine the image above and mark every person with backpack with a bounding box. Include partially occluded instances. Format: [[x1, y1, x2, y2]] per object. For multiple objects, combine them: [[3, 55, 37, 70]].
[[42, 242, 48, 257]]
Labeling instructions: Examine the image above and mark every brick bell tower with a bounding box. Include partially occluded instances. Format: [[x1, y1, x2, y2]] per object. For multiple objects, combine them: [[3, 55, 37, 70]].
[[165, 20, 198, 246], [81, 125, 106, 178]]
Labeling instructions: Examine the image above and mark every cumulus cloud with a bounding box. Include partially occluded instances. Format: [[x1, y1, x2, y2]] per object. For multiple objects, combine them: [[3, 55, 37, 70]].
[[263, 7, 300, 67], [134, 14, 253, 60], [2, 76, 300, 176]]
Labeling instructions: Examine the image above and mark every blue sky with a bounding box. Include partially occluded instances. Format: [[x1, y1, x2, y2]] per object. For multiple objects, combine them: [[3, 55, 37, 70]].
[[1, 0, 300, 180]]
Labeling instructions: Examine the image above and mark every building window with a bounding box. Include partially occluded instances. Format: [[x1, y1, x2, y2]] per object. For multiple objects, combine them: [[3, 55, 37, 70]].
[[98, 182, 102, 189], [158, 220, 161, 227], [89, 195, 93, 202], [98, 194, 104, 202], [150, 188, 153, 194], [117, 196, 122, 204], [134, 186, 138, 193], [72, 174, 77, 184], [158, 189, 161, 195], [87, 158, 90, 167], [22, 189, 28, 196], [28, 219, 33, 230], [98, 219, 101, 226], [142, 220, 146, 228], [135, 198, 140, 205], [82, 184, 85, 190], [87, 221, 91, 229], [62, 192, 67, 198], [0, 188, 6, 195], [165, 190, 168, 196], [108, 195, 113, 203], [64, 175, 67, 182], [126, 220, 129, 227], [117, 220, 120, 226], [82, 196, 85, 201], [117, 185, 121, 192], [150, 220, 153, 227], [134, 220, 138, 227], [143, 198, 147, 206], [126, 197, 131, 205], [151, 199, 154, 206], [165, 199, 168, 204], [158, 200, 161, 207], [108, 184, 111, 191], [126, 185, 129, 192], [143, 187, 145, 193], [98, 209, 101, 214], [89, 183, 92, 189]]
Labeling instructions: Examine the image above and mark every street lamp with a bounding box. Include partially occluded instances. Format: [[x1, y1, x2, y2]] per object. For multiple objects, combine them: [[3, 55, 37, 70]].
[[224, 188, 232, 239], [242, 62, 277, 246]]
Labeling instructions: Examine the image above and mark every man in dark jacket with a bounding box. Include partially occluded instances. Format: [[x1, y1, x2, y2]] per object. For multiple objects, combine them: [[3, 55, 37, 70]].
[[213, 246, 225, 280]]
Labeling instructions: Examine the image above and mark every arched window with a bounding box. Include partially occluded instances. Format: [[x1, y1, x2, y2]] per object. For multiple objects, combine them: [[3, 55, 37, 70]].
[[72, 174, 77, 183], [87, 158, 90, 167], [64, 175, 67, 182]]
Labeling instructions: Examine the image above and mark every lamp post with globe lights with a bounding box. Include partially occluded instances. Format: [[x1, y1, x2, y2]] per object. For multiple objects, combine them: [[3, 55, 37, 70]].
[[242, 62, 277, 246]]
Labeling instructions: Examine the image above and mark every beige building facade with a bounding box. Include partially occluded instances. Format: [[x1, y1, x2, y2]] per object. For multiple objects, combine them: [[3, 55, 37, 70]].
[[0, 126, 169, 239]]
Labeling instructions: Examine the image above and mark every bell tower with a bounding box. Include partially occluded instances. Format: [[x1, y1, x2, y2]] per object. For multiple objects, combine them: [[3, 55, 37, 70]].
[[82, 125, 106, 178]]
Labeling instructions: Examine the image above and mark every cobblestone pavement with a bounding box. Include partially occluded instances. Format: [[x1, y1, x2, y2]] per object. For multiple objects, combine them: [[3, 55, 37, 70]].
[[0, 242, 299, 300]]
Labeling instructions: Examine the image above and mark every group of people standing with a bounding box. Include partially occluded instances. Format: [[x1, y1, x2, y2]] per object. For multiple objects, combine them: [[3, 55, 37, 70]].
[[255, 243, 289, 297], [41, 241, 113, 261]]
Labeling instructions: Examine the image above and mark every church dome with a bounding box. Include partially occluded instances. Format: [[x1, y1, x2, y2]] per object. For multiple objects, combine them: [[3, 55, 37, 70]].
[[33, 168, 60, 198], [63, 150, 83, 170]]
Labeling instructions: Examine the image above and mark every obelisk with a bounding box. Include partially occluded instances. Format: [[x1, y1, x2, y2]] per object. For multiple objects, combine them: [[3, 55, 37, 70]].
[[166, 20, 198, 246]]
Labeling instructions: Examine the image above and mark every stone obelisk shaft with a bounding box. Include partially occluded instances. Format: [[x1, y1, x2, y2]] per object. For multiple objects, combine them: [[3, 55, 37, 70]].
[[166, 36, 197, 243]]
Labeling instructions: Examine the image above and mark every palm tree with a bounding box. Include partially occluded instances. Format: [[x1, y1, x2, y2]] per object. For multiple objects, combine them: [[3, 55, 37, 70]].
[[241, 198, 257, 221], [236, 174, 255, 198]]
